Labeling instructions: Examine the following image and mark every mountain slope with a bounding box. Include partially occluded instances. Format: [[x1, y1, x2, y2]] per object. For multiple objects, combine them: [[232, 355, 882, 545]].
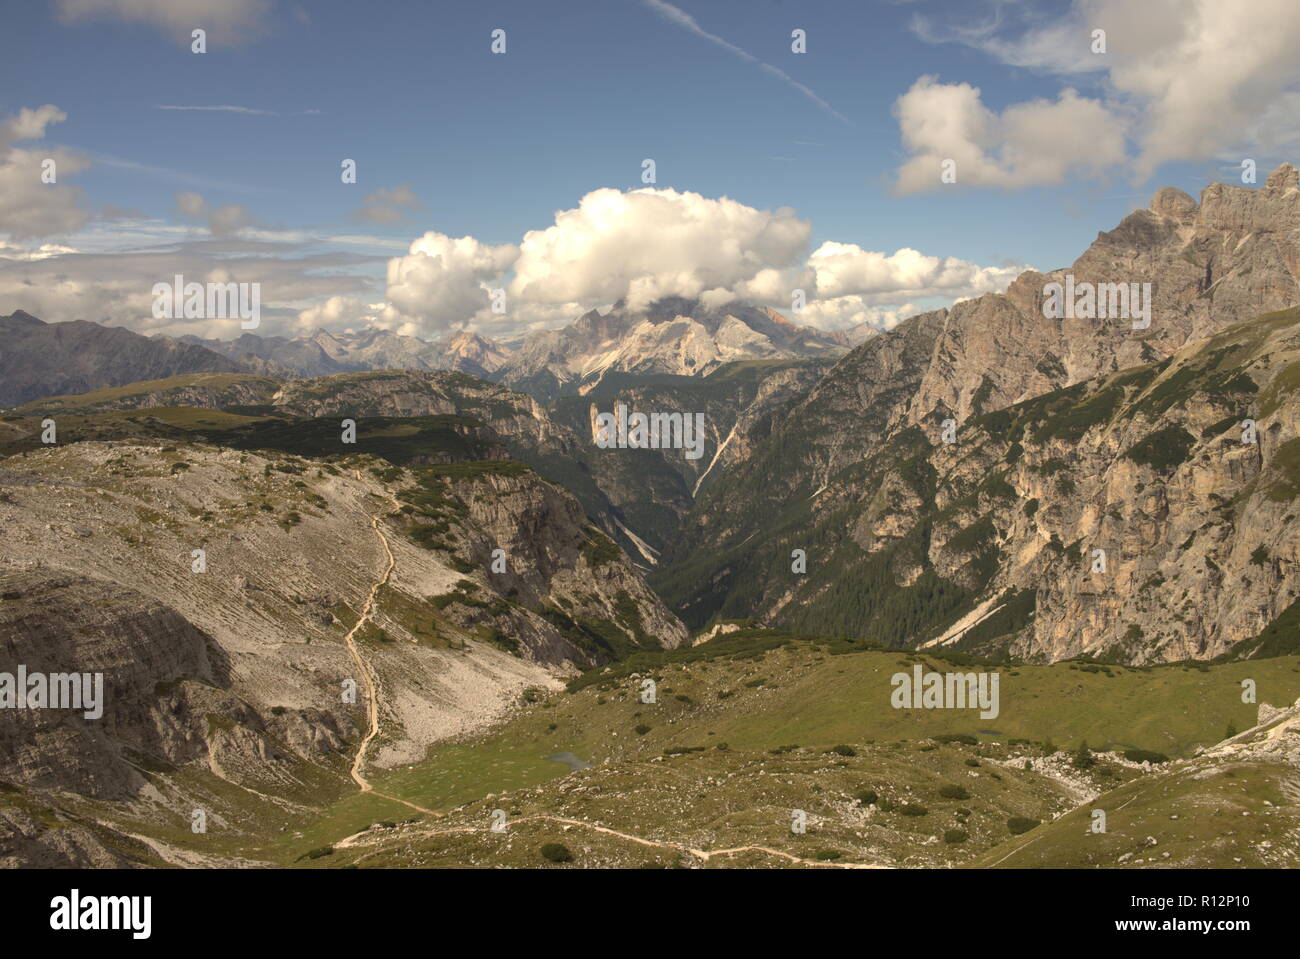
[[0, 311, 247, 408]]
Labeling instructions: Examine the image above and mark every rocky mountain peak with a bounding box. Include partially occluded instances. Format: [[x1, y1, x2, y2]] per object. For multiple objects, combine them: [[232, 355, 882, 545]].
[[1265, 161, 1300, 195], [1150, 185, 1198, 223]]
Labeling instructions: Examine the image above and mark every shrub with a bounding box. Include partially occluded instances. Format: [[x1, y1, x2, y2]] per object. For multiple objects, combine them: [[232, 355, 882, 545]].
[[634, 724, 651, 735], [933, 733, 978, 746], [939, 785, 969, 800], [827, 745, 856, 757], [855, 790, 879, 806], [964, 758, 980, 767], [943, 830, 969, 844], [814, 849, 842, 861], [540, 843, 573, 863], [1123, 426, 1196, 472], [899, 804, 928, 816], [1007, 817, 1040, 835], [1123, 748, 1169, 765]]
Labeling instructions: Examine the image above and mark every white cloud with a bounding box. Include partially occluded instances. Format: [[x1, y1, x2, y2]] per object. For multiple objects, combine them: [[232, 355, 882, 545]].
[[381, 232, 519, 335], [352, 184, 422, 225], [296, 295, 374, 332], [906, 0, 1300, 184], [381, 187, 1023, 337], [0, 105, 91, 240], [798, 297, 917, 333], [156, 104, 277, 116], [808, 241, 1022, 300], [509, 187, 811, 312], [56, 0, 271, 46], [173, 191, 254, 238], [0, 219, 379, 339], [893, 76, 1126, 193]]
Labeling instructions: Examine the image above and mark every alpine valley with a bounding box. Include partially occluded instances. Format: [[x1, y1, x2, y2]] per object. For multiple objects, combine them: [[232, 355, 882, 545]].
[[3, 170, 1300, 871]]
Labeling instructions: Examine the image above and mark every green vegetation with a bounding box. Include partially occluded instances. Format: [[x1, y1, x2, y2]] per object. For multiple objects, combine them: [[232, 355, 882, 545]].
[[1123, 425, 1196, 472], [540, 842, 574, 863]]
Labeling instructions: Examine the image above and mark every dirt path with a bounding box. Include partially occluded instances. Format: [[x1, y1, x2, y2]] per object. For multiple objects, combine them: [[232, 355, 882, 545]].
[[336, 813, 887, 868], [342, 489, 439, 818]]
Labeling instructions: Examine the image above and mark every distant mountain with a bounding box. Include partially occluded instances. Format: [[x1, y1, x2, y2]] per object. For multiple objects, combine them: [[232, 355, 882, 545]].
[[0, 310, 245, 408], [183, 326, 512, 379], [494, 296, 849, 401], [439, 329, 512, 378]]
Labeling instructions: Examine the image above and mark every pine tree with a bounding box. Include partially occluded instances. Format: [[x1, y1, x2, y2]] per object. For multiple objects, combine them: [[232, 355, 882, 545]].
[[1072, 741, 1095, 769]]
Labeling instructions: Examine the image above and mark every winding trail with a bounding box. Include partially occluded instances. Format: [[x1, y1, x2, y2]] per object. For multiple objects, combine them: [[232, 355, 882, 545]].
[[342, 489, 439, 817], [336, 814, 887, 868]]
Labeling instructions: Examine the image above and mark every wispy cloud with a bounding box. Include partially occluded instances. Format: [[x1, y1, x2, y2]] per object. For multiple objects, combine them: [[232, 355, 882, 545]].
[[156, 104, 278, 116], [641, 0, 851, 125], [91, 152, 275, 194]]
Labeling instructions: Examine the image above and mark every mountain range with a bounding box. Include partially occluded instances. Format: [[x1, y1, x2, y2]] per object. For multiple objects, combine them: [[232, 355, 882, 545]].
[[2, 166, 1299, 870]]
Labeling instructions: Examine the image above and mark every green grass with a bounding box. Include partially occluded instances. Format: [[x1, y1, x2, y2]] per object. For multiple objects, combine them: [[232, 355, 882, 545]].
[[971, 760, 1300, 868]]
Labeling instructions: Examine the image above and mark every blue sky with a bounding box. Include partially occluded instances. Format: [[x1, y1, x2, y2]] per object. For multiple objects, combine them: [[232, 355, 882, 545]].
[[1, 0, 1296, 339]]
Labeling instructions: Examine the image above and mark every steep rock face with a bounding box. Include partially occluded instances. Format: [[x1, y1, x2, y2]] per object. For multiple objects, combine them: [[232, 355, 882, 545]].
[[0, 570, 223, 799], [973, 313, 1300, 663], [907, 163, 1300, 427], [0, 312, 245, 408], [416, 469, 688, 654], [0, 803, 160, 868]]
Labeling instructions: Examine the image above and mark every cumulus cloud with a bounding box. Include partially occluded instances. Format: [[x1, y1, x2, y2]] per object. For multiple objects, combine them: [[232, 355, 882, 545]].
[[798, 297, 917, 333], [808, 241, 1022, 301], [0, 105, 91, 240], [57, 0, 271, 46], [352, 184, 422, 225], [379, 186, 1023, 337], [509, 187, 811, 312], [906, 0, 1300, 184], [295, 294, 378, 332], [381, 231, 518, 335], [893, 76, 1126, 193], [174, 191, 255, 238]]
